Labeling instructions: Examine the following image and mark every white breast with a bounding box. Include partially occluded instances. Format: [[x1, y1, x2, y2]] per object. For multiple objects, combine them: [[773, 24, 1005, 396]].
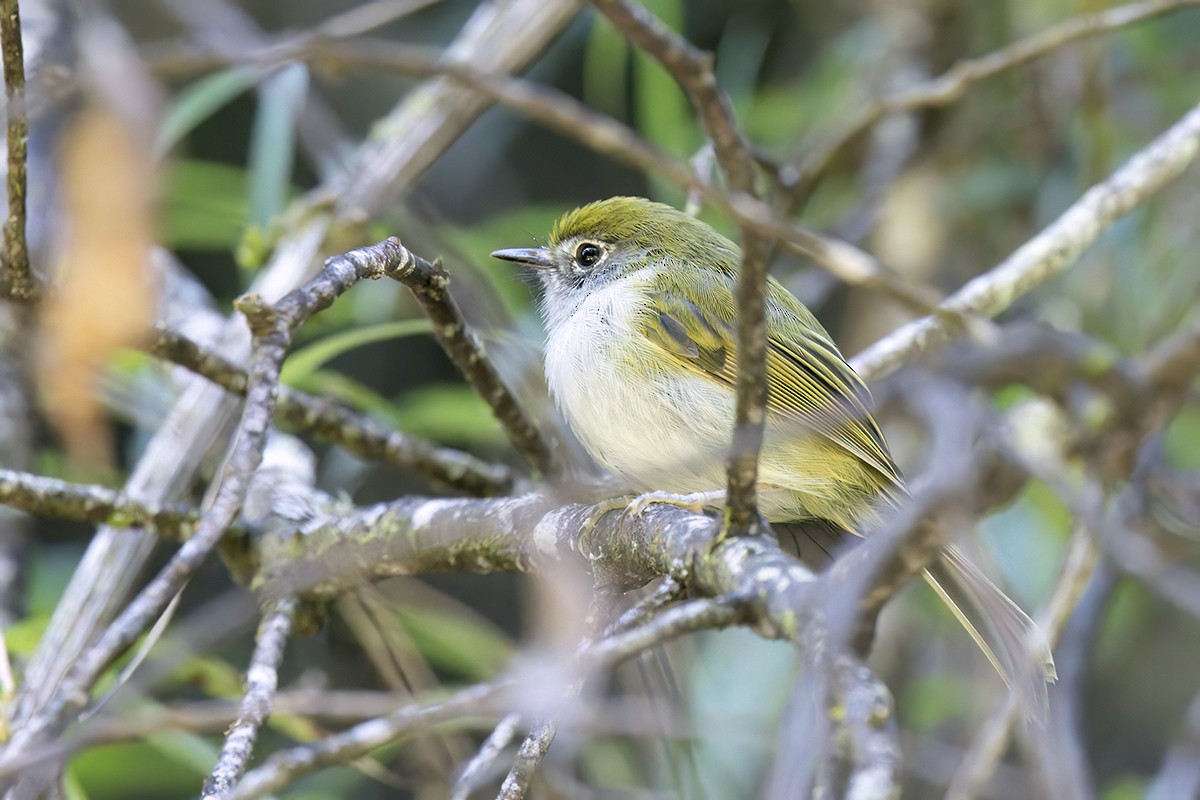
[[542, 272, 731, 493]]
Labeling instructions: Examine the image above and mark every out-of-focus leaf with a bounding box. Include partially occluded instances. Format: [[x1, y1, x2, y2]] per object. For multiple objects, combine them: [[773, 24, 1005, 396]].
[[280, 320, 432, 386], [162, 159, 251, 250], [155, 67, 264, 157], [71, 738, 211, 796], [900, 675, 976, 732], [582, 12, 629, 116], [395, 604, 513, 680], [289, 369, 404, 425], [169, 655, 244, 698], [2, 614, 49, 658], [629, 0, 694, 203], [392, 385, 506, 446], [248, 64, 308, 227]]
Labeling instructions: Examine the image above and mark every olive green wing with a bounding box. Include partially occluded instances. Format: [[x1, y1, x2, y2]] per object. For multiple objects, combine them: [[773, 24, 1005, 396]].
[[640, 280, 903, 490]]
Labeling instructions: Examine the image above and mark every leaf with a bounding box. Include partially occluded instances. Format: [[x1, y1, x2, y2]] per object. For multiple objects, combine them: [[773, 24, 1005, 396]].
[[155, 66, 265, 157], [280, 320, 432, 386], [395, 605, 513, 681], [391, 385, 505, 445], [161, 159, 252, 250], [247, 64, 308, 227]]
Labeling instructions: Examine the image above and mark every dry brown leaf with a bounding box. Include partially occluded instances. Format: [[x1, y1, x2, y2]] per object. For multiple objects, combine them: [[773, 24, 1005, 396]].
[[37, 104, 157, 469]]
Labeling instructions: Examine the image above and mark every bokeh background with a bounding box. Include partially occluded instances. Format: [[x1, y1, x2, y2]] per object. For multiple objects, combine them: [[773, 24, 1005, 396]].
[[7, 0, 1200, 797]]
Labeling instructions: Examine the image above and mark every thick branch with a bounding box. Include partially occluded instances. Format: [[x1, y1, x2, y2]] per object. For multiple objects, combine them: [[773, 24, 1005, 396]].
[[852, 97, 1200, 382], [150, 327, 514, 496]]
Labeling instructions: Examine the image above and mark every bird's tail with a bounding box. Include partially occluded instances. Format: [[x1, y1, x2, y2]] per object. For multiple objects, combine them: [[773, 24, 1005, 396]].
[[924, 543, 1057, 719]]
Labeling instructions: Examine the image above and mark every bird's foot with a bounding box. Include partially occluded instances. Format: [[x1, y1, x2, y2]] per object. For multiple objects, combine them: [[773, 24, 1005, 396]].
[[579, 490, 724, 540]]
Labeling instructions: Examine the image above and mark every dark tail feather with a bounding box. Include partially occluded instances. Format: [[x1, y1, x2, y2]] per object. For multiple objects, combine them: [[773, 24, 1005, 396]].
[[925, 544, 1057, 720]]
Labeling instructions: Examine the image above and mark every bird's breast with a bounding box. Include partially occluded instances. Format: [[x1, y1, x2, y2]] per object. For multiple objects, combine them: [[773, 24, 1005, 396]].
[[542, 280, 731, 492]]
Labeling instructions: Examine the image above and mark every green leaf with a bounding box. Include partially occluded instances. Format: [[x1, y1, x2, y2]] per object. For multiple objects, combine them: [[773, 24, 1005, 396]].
[[156, 67, 265, 157], [162, 159, 251, 250], [247, 64, 308, 227], [281, 320, 433, 386], [391, 385, 505, 446], [289, 370, 405, 426], [395, 605, 513, 681]]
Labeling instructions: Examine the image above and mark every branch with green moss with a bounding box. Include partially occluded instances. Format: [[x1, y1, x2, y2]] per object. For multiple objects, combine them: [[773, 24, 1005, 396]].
[[0, 468, 198, 539]]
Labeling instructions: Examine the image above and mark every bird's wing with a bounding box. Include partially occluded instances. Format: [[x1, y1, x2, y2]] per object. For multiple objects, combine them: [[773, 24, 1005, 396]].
[[639, 279, 902, 489]]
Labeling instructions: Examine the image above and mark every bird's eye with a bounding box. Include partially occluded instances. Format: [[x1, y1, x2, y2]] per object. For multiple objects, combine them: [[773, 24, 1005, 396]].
[[574, 242, 602, 268]]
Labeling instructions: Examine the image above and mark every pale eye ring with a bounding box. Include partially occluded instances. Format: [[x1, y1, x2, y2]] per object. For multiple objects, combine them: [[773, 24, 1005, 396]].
[[574, 242, 602, 268]]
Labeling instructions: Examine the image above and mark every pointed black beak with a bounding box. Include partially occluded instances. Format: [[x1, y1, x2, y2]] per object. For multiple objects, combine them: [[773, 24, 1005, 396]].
[[490, 247, 554, 269]]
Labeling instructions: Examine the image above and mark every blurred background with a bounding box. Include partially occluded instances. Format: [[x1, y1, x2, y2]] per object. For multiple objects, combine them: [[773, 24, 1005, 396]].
[[6, 0, 1200, 797]]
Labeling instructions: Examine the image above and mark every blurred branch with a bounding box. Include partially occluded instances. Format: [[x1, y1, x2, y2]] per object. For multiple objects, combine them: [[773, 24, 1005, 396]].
[[150, 327, 515, 496], [785, 0, 1200, 197], [0, 238, 406, 785], [201, 596, 296, 800], [0, 468, 198, 540], [852, 97, 1200, 382], [230, 596, 749, 799], [146, 37, 940, 312], [381, 243, 555, 479], [497, 720, 556, 800], [451, 713, 520, 800], [1147, 689, 1200, 800], [0, 0, 35, 301]]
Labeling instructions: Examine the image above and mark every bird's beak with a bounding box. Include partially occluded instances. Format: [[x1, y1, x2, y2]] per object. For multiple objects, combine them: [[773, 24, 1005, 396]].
[[490, 247, 554, 269]]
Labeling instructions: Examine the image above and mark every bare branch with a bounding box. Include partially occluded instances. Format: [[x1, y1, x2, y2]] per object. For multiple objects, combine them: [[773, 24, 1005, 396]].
[[201, 597, 296, 800], [381, 244, 555, 478], [0, 238, 405, 782], [591, 0, 770, 533], [150, 327, 515, 496], [496, 720, 556, 800], [0, 0, 35, 301], [451, 713, 520, 800], [785, 0, 1200, 196], [0, 468, 198, 540], [852, 97, 1200, 382]]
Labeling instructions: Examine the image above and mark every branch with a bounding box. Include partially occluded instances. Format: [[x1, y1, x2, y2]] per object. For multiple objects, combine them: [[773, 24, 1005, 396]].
[[785, 0, 1200, 196], [0, 0, 35, 301], [201, 597, 296, 800], [230, 597, 747, 799], [450, 713, 520, 800], [852, 96, 1200, 382], [0, 468, 198, 540], [380, 245, 554, 479], [146, 37, 939, 311], [496, 720, 555, 800], [0, 238, 406, 782], [591, 0, 769, 533], [150, 327, 515, 496]]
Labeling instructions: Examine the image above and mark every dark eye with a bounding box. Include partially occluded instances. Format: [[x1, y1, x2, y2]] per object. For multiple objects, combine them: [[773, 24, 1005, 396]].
[[575, 242, 602, 268]]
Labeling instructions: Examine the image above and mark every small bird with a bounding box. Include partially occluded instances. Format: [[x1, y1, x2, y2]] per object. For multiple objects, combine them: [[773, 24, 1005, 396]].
[[492, 196, 1054, 706]]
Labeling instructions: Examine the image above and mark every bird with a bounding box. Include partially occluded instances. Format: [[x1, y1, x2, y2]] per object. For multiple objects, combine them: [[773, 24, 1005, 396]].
[[492, 195, 1054, 710]]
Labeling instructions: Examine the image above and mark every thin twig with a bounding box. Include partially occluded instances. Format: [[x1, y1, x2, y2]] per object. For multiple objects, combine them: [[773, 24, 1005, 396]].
[[0, 238, 406, 783], [0, 0, 35, 301], [201, 596, 297, 800], [0, 468, 198, 540], [381, 242, 555, 478], [150, 327, 514, 496], [145, 36, 941, 312], [852, 96, 1200, 383], [496, 720, 556, 800], [784, 0, 1200, 197], [590, 0, 771, 535], [230, 596, 747, 799], [451, 712, 521, 800]]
